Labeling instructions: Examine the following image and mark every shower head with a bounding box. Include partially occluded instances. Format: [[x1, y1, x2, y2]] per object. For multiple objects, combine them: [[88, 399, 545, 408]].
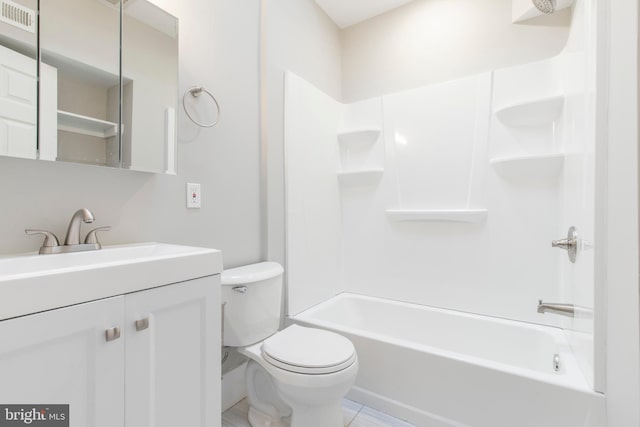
[[532, 0, 555, 14]]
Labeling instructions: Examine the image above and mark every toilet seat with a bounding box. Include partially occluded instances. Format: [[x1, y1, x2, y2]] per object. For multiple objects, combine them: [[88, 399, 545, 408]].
[[261, 325, 356, 375]]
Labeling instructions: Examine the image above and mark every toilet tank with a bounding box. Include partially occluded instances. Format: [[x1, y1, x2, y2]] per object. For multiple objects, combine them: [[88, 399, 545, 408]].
[[221, 262, 284, 347]]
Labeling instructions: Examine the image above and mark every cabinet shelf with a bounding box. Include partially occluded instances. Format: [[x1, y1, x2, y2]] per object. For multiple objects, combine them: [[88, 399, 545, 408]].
[[57, 110, 118, 138], [337, 168, 383, 187], [337, 128, 381, 148], [386, 209, 488, 223], [495, 95, 564, 127], [490, 154, 564, 179]]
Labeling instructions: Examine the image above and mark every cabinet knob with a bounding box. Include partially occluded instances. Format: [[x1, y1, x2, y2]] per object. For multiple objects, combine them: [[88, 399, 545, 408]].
[[135, 317, 150, 331], [105, 327, 121, 342]]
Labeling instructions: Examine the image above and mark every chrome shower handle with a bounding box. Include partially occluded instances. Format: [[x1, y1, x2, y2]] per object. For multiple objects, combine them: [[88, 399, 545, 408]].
[[551, 239, 574, 250], [552, 226, 578, 263]]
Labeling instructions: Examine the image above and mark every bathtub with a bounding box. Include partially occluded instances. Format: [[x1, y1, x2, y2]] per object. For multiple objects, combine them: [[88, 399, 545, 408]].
[[292, 293, 604, 427]]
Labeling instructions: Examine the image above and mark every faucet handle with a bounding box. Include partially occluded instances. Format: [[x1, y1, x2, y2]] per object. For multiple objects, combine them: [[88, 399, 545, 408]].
[[84, 226, 112, 246], [25, 229, 60, 248], [552, 226, 579, 263]]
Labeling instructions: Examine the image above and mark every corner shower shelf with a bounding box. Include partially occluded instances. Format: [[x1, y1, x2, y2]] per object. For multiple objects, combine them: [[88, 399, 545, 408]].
[[490, 153, 564, 179], [337, 128, 381, 148], [337, 168, 384, 187], [512, 0, 575, 23], [385, 209, 488, 223], [57, 110, 118, 139], [495, 95, 564, 127]]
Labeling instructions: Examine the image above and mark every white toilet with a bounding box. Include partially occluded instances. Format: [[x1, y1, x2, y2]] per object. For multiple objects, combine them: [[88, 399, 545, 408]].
[[222, 262, 358, 427]]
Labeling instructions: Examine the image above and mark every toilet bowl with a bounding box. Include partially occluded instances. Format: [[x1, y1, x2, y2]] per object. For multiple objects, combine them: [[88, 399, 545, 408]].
[[240, 325, 358, 427], [222, 262, 358, 427]]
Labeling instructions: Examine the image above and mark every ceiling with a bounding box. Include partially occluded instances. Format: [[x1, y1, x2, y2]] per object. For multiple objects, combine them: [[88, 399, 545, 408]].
[[313, 0, 417, 29]]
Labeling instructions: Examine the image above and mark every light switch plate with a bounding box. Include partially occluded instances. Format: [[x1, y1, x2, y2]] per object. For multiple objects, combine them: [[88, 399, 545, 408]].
[[186, 183, 201, 208]]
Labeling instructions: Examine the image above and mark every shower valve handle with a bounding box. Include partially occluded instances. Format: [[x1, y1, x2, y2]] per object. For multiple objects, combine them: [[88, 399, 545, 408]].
[[551, 226, 578, 263], [551, 239, 574, 250]]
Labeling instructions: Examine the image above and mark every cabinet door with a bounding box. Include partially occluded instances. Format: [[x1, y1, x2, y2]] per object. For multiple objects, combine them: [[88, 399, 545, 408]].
[[125, 276, 220, 427], [0, 44, 37, 159], [0, 296, 125, 427]]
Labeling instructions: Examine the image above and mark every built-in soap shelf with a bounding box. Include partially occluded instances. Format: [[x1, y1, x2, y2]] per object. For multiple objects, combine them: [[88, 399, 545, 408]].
[[386, 209, 488, 223], [512, 0, 575, 23], [337, 168, 384, 187], [490, 153, 564, 179], [337, 128, 381, 148], [495, 95, 564, 127], [57, 110, 119, 139], [337, 128, 383, 188]]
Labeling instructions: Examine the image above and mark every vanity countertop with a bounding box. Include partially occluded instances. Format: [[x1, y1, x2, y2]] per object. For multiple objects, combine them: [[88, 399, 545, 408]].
[[0, 242, 222, 321]]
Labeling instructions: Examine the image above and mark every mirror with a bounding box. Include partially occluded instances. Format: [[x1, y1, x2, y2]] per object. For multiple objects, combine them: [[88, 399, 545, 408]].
[[0, 0, 178, 173], [121, 0, 179, 173], [40, 0, 121, 167]]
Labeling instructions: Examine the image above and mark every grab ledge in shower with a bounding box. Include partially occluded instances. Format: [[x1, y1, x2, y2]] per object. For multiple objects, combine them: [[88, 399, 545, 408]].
[[385, 208, 488, 223]]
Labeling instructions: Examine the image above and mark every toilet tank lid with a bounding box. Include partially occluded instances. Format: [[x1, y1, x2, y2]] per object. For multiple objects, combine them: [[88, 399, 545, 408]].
[[221, 262, 284, 285]]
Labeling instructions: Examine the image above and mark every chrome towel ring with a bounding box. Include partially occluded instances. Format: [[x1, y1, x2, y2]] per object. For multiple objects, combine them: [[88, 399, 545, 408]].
[[183, 86, 220, 127]]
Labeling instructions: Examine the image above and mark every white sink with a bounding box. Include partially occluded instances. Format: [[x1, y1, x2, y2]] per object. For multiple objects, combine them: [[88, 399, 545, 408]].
[[0, 242, 223, 321]]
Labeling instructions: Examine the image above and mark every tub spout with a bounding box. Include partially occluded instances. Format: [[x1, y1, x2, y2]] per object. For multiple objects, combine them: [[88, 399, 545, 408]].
[[537, 300, 574, 317]]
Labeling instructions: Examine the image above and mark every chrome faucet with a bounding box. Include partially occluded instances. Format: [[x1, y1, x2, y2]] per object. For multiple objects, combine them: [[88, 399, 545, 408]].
[[26, 208, 111, 254], [537, 300, 574, 317], [64, 208, 95, 245]]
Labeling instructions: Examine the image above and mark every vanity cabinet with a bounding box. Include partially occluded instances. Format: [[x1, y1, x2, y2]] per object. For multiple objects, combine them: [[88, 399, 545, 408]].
[[0, 275, 218, 427], [125, 277, 217, 427], [0, 295, 125, 426]]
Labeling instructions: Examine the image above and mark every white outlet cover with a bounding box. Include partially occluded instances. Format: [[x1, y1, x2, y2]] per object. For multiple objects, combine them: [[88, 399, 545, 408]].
[[186, 183, 201, 208]]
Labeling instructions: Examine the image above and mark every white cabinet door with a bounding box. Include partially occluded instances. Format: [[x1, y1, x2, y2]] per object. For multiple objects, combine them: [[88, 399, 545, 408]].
[[125, 276, 220, 427], [0, 44, 37, 159], [0, 296, 125, 427]]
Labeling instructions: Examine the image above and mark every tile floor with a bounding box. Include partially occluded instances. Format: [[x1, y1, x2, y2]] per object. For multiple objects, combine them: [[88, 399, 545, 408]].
[[222, 398, 417, 427]]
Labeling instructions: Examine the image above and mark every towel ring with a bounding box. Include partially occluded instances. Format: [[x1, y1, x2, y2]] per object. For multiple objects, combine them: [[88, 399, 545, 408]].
[[183, 86, 220, 127]]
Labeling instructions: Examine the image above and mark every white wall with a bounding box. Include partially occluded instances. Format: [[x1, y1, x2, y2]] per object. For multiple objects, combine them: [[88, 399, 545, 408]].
[[341, 0, 572, 102], [264, 0, 342, 271], [0, 0, 263, 270], [603, 0, 640, 423]]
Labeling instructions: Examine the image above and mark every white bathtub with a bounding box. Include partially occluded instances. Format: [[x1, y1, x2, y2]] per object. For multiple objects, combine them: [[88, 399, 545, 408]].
[[292, 293, 604, 427]]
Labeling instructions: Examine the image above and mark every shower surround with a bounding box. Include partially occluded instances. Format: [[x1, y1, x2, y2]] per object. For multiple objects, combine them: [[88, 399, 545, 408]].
[[285, 63, 564, 325], [283, 0, 600, 424]]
